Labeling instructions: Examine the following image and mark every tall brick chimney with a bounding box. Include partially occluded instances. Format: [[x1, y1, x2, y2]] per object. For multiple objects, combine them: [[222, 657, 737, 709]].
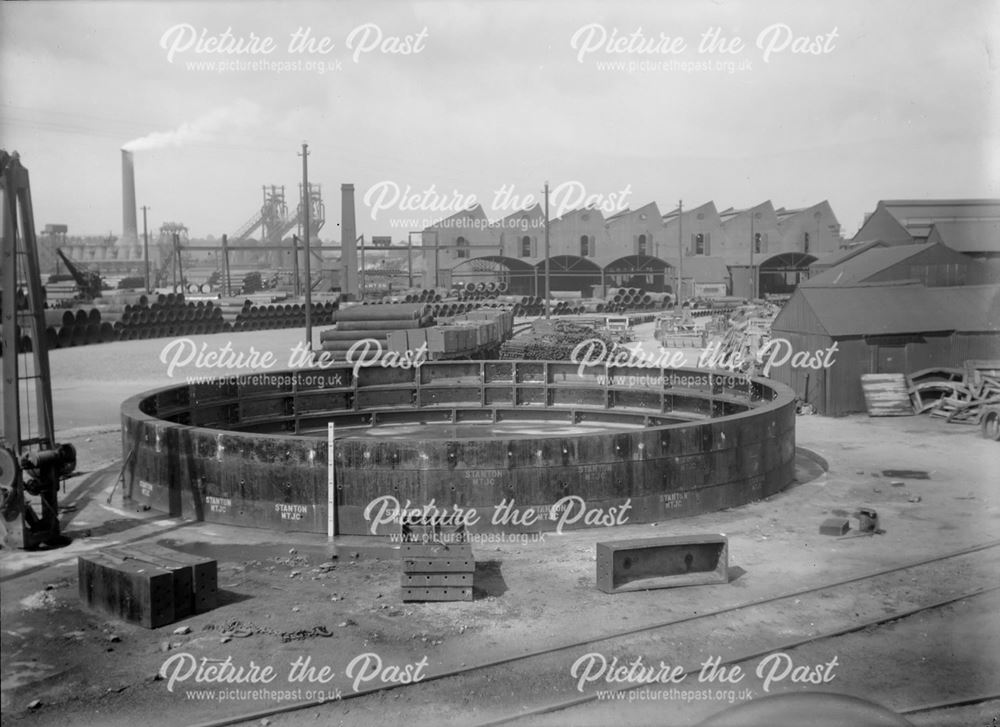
[[340, 183, 358, 299], [120, 149, 139, 246]]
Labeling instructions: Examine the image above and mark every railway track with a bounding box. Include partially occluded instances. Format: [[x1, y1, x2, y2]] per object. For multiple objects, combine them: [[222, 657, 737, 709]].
[[191, 539, 1000, 727]]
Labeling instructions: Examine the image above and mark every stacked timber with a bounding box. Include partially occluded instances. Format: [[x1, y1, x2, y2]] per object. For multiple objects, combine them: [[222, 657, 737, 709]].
[[861, 374, 914, 417], [499, 319, 614, 361], [909, 361, 1000, 425], [365, 288, 597, 318]]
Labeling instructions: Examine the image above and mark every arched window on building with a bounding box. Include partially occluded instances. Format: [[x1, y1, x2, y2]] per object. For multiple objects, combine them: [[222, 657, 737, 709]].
[[637, 234, 648, 256], [456, 236, 469, 259], [694, 233, 705, 255], [580, 235, 590, 257], [521, 236, 532, 257], [803, 232, 810, 254]]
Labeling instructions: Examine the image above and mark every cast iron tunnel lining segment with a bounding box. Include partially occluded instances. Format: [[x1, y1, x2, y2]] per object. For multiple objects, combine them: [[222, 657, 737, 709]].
[[120, 359, 797, 535]]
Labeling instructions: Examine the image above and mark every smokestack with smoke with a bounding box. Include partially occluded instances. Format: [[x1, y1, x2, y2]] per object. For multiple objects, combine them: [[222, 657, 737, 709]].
[[122, 100, 260, 152], [118, 99, 259, 250], [121, 149, 139, 246], [341, 184, 359, 299]]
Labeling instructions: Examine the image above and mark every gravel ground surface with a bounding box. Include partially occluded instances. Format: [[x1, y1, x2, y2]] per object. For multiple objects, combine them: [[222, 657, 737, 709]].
[[1, 327, 998, 727]]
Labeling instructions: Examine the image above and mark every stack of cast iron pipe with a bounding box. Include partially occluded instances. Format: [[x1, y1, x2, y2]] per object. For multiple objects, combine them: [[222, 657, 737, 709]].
[[232, 300, 337, 331], [318, 303, 433, 359]]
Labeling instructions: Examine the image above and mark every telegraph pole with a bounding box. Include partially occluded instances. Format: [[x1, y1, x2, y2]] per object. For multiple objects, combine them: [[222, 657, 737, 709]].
[[300, 143, 313, 350], [141, 205, 150, 292], [173, 232, 184, 293], [544, 181, 551, 319], [221, 233, 231, 297], [750, 210, 760, 300], [292, 234, 301, 297], [676, 199, 683, 306]]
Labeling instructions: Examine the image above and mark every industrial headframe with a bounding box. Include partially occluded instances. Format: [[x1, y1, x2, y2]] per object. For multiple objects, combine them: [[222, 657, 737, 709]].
[[1, 150, 76, 549]]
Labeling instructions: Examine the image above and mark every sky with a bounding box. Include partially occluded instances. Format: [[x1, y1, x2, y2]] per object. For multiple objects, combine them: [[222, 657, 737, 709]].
[[1, 0, 998, 243]]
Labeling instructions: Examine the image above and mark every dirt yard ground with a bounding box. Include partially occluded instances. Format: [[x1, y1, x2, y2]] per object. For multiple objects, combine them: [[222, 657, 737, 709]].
[[1, 329, 998, 727]]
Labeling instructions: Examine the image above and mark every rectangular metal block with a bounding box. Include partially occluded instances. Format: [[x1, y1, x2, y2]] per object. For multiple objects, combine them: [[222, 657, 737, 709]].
[[820, 518, 850, 536], [130, 543, 218, 613], [102, 546, 194, 619], [401, 586, 473, 602], [402, 557, 475, 573], [402, 572, 474, 588], [596, 534, 728, 594], [77, 552, 175, 628]]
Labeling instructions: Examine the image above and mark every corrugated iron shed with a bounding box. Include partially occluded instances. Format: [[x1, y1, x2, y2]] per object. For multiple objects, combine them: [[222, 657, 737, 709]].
[[802, 242, 983, 287], [854, 199, 1000, 244], [809, 240, 888, 272], [926, 219, 1000, 254], [774, 282, 999, 337]]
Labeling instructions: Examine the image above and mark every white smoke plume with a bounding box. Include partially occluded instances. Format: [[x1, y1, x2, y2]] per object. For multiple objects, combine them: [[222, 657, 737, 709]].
[[122, 99, 260, 152]]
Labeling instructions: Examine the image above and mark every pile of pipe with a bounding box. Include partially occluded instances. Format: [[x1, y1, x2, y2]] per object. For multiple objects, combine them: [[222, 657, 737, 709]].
[[44, 306, 118, 348], [319, 303, 433, 359], [229, 300, 337, 331], [595, 287, 673, 314], [451, 281, 509, 301], [109, 294, 229, 341], [399, 288, 449, 304], [184, 282, 219, 294]]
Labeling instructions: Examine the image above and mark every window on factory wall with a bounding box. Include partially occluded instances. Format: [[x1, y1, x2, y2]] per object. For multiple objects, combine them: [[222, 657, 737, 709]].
[[456, 236, 469, 258], [754, 232, 764, 254], [694, 233, 705, 255], [580, 235, 590, 257], [803, 232, 810, 253], [521, 235, 532, 257], [637, 234, 648, 256]]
